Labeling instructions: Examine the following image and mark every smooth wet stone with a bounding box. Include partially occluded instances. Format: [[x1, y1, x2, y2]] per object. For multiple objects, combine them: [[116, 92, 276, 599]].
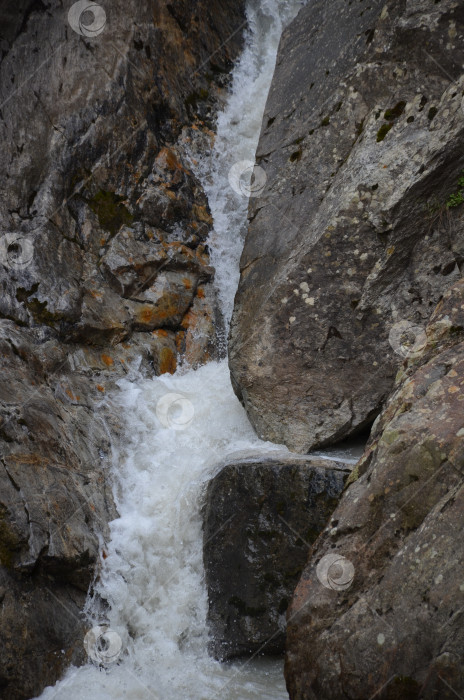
[[202, 452, 351, 659]]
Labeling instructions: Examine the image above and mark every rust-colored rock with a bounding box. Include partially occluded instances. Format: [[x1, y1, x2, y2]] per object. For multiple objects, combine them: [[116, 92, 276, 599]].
[[130, 270, 198, 330], [0, 0, 246, 695], [176, 286, 221, 368]]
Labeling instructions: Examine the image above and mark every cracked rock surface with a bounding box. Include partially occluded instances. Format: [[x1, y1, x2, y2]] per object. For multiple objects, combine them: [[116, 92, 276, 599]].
[[0, 0, 245, 697], [285, 278, 464, 698]]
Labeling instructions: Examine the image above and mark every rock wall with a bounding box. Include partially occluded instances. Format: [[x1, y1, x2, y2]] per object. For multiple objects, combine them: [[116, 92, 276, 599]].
[[3, 0, 464, 696], [285, 277, 464, 699], [228, 0, 464, 696], [0, 1, 245, 697], [229, 0, 464, 453]]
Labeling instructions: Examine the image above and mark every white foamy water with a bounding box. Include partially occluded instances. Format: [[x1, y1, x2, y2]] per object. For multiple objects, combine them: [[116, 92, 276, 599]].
[[37, 1, 306, 699], [196, 0, 306, 329]]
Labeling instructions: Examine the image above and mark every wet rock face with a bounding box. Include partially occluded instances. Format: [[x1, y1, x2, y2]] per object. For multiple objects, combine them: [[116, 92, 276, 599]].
[[0, 0, 245, 351], [202, 454, 351, 660], [0, 0, 246, 697], [229, 0, 464, 452], [285, 279, 464, 699], [0, 321, 119, 698]]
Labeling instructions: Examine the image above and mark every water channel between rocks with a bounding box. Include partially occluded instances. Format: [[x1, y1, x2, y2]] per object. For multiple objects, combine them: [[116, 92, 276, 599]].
[[37, 2, 359, 698]]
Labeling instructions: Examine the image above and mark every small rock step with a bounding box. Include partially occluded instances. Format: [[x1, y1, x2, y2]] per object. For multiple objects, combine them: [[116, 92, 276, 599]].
[[202, 452, 352, 660]]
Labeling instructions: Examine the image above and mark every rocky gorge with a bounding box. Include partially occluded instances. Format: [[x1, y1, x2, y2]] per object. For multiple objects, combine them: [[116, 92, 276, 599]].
[[0, 0, 463, 699], [229, 0, 464, 697], [0, 0, 246, 697]]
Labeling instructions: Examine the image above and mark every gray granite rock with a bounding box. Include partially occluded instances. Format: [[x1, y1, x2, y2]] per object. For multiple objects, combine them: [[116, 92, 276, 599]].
[[229, 0, 464, 452], [285, 279, 464, 699], [202, 452, 351, 659]]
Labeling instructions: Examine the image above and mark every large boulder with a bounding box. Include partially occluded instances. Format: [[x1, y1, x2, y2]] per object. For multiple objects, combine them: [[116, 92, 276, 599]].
[[229, 0, 464, 452], [202, 453, 351, 660], [0, 0, 246, 696], [285, 278, 464, 699]]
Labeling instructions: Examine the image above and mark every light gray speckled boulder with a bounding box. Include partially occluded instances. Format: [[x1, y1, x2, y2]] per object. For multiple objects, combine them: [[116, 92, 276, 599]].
[[229, 0, 464, 452]]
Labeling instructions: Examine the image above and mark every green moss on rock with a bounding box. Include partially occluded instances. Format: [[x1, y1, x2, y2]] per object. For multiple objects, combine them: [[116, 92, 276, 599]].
[[16, 285, 63, 326], [345, 463, 360, 486], [0, 510, 21, 569], [385, 675, 420, 699], [89, 190, 133, 235], [377, 123, 393, 142], [384, 101, 406, 121]]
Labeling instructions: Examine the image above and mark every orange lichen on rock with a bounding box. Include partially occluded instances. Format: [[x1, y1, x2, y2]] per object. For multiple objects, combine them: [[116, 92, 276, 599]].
[[65, 388, 80, 401], [177, 293, 216, 368], [159, 346, 177, 375], [101, 353, 114, 367], [192, 204, 212, 224], [139, 307, 158, 325], [136, 302, 179, 327], [196, 246, 210, 265], [155, 147, 183, 172], [149, 329, 178, 375]]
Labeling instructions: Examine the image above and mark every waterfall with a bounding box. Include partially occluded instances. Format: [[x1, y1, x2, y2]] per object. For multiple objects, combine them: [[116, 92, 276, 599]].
[[38, 1, 305, 698]]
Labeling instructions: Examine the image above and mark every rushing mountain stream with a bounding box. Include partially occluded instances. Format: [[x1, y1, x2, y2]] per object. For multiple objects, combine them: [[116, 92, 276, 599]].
[[39, 1, 306, 698]]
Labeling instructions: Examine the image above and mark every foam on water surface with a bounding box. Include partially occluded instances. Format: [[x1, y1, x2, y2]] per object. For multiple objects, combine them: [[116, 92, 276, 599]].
[[41, 362, 289, 700], [38, 2, 308, 698]]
